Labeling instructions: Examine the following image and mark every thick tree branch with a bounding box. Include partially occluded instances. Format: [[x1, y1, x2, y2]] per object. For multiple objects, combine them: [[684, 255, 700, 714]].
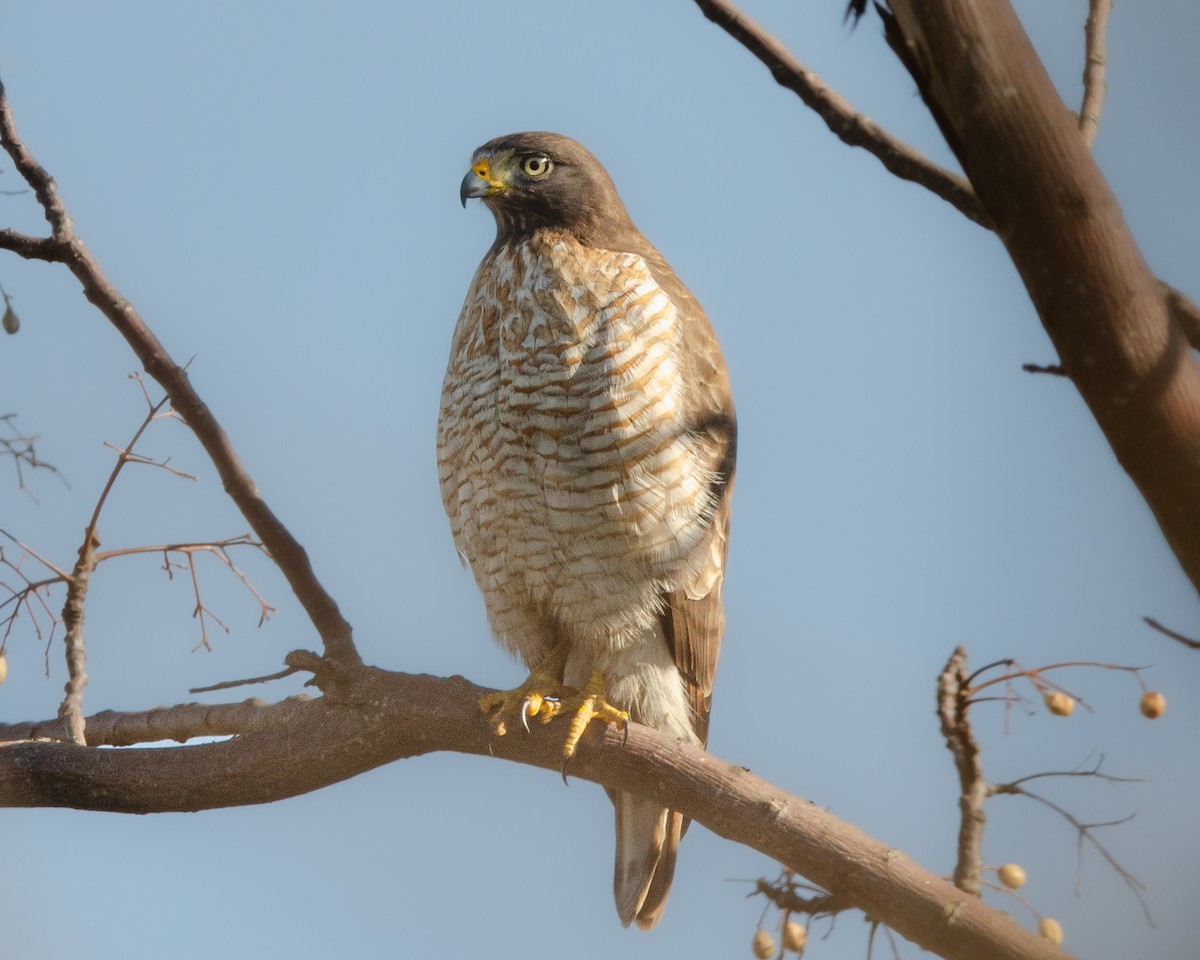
[[0, 665, 1072, 960], [0, 75, 358, 665], [697, 0, 1200, 366], [874, 0, 1200, 600], [0, 694, 313, 746]]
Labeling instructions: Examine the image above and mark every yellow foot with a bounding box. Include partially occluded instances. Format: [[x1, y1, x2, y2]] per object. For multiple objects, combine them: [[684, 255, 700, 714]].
[[479, 643, 571, 737], [480, 660, 629, 777], [561, 670, 629, 761]]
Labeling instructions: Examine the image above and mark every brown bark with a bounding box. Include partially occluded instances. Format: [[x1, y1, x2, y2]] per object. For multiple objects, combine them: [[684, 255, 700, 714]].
[[885, 0, 1200, 598], [0, 665, 1072, 960]]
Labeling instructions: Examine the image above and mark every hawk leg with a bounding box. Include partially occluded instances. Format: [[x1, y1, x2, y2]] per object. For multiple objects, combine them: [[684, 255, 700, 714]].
[[480, 654, 629, 765], [479, 642, 573, 736], [561, 670, 629, 761]]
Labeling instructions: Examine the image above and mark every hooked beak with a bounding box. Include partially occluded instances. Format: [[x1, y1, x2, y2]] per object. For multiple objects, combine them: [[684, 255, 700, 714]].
[[460, 157, 502, 207]]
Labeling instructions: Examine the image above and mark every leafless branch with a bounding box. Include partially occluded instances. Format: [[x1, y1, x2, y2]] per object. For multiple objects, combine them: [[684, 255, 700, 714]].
[[1, 532, 271, 663], [691, 0, 988, 227], [1021, 363, 1068, 377], [990, 782, 1151, 924], [53, 386, 179, 742], [0, 664, 1076, 960], [0, 413, 66, 497], [1079, 0, 1112, 147], [999, 755, 1147, 791], [0, 543, 63, 654], [56, 532, 96, 743], [0, 76, 358, 665], [188, 664, 300, 695], [968, 659, 1150, 704], [697, 1, 1200, 593], [753, 871, 853, 920], [937, 646, 987, 895], [1143, 615, 1200, 650]]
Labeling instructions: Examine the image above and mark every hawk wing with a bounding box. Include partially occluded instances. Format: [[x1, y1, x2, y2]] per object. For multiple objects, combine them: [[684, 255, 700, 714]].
[[639, 244, 737, 751]]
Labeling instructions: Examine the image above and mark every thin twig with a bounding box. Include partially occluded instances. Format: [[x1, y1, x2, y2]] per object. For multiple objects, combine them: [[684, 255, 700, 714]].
[[969, 659, 1150, 699], [0, 75, 358, 666], [1021, 363, 1068, 377], [691, 0, 988, 227], [0, 413, 68, 497], [53, 392, 173, 742], [188, 664, 300, 695], [753, 873, 852, 919], [990, 784, 1152, 924], [1079, 0, 1112, 148], [1000, 755, 1146, 791], [1143, 615, 1200, 650]]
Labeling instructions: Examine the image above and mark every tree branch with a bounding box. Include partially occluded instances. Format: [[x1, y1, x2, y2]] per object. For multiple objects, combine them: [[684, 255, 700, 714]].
[[1142, 615, 1200, 650], [0, 75, 359, 665], [937, 646, 987, 896], [881, 0, 1200, 600], [1079, 0, 1112, 148], [0, 665, 1073, 960], [691, 0, 988, 227]]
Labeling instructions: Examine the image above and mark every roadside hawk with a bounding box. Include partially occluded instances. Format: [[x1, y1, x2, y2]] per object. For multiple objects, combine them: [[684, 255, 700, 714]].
[[438, 132, 736, 929]]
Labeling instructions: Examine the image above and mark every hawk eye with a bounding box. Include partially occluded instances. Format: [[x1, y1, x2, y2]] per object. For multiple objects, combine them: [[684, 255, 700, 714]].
[[521, 155, 553, 178]]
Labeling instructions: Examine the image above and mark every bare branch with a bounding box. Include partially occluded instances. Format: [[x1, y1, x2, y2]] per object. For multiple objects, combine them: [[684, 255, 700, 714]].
[[0, 693, 313, 746], [1021, 363, 1068, 377], [753, 871, 853, 922], [56, 532, 97, 744], [969, 659, 1150, 704], [937, 647, 987, 896], [990, 783, 1151, 924], [1079, 0, 1112, 147], [1143, 615, 1200, 650], [1000, 756, 1146, 790], [696, 2, 1200, 590], [690, 0, 988, 227], [188, 664, 300, 695], [0, 665, 1075, 960], [0, 413, 67, 496], [0, 75, 358, 665], [878, 0, 1200, 598]]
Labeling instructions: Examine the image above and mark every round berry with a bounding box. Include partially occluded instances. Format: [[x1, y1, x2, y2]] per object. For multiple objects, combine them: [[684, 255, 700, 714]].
[[997, 863, 1026, 889], [1140, 691, 1167, 719]]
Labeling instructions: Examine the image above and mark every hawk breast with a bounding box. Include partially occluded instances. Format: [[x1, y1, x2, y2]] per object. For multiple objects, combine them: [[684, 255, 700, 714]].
[[437, 233, 717, 643]]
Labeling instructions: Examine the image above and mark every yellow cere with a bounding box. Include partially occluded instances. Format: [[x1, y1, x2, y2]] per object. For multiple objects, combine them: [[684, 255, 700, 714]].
[[471, 158, 505, 190]]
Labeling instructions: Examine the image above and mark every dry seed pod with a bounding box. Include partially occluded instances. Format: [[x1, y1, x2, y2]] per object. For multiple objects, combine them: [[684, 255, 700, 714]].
[[752, 929, 775, 959]]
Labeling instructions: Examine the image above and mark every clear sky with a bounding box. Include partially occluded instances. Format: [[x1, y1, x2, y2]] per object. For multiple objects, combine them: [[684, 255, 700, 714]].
[[2, 2, 1197, 958]]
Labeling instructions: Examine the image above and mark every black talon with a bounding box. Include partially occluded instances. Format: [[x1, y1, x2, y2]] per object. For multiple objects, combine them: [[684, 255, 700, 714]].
[[621, 716, 630, 744], [560, 754, 573, 786]]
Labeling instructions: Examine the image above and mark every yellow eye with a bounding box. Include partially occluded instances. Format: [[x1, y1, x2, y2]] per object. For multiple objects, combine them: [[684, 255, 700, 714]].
[[521, 155, 553, 178]]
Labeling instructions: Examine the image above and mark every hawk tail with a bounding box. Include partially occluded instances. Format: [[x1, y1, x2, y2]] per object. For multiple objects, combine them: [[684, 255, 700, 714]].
[[613, 792, 683, 930]]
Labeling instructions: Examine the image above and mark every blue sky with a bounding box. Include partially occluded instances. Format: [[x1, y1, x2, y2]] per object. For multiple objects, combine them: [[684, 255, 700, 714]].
[[2, 2, 1198, 958]]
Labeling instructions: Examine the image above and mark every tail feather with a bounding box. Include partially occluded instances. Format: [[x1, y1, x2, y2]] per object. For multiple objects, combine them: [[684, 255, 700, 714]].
[[613, 792, 683, 929]]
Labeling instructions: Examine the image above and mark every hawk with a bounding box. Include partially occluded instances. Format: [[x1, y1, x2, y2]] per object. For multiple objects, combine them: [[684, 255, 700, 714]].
[[438, 132, 735, 929]]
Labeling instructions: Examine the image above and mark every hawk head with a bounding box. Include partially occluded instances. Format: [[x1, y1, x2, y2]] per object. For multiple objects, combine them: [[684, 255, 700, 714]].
[[459, 132, 637, 246]]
